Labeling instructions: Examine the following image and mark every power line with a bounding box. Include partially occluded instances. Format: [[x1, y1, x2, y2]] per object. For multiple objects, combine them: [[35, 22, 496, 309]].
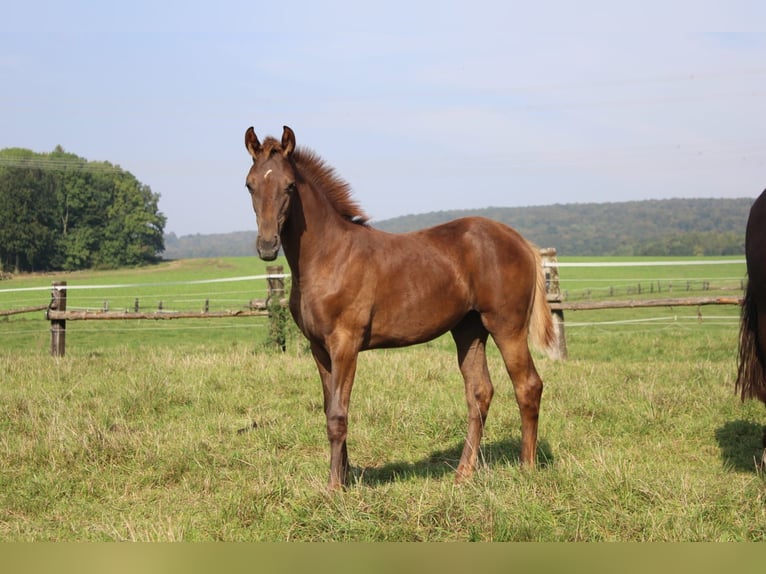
[[0, 156, 126, 172]]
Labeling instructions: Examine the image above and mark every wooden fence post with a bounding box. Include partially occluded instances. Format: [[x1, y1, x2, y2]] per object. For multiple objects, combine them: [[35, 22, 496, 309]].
[[48, 281, 67, 357], [540, 248, 568, 360], [266, 265, 287, 352], [266, 265, 285, 304]]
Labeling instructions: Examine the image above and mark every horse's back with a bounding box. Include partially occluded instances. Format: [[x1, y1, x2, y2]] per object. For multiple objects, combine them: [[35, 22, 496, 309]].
[[413, 216, 536, 269], [424, 216, 537, 285], [346, 216, 539, 348]]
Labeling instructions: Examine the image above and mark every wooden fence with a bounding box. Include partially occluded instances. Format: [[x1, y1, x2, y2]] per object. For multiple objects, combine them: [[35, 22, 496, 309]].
[[41, 265, 287, 357], [541, 248, 743, 359], [0, 254, 746, 359]]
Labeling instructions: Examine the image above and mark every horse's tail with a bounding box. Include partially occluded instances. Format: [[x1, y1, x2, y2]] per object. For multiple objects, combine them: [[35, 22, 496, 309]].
[[528, 244, 557, 359], [736, 279, 766, 402]]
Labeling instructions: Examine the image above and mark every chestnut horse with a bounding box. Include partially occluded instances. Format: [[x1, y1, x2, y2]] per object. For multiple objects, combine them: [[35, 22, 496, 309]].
[[736, 188, 766, 455], [244, 125, 556, 490]]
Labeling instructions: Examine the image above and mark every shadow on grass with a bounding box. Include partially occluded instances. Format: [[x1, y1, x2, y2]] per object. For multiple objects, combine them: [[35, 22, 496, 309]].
[[715, 419, 765, 472], [356, 437, 554, 487]]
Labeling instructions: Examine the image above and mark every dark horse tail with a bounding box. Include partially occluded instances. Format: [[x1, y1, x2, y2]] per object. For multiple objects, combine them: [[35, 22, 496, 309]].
[[736, 280, 766, 402]]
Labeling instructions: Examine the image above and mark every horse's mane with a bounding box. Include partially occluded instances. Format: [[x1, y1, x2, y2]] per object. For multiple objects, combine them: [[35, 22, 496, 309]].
[[293, 147, 369, 225], [261, 136, 369, 225]]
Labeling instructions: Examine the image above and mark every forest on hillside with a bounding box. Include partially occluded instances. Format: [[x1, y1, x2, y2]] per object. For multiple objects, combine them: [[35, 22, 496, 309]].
[[163, 197, 753, 259], [376, 198, 752, 256]]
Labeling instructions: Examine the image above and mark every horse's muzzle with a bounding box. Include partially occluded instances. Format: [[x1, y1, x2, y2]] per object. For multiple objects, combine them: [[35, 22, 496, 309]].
[[256, 235, 280, 261]]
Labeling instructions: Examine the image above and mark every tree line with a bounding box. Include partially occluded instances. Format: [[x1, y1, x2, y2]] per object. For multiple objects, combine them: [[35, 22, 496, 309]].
[[375, 198, 752, 256], [0, 147, 166, 272], [2, 145, 751, 270], [164, 197, 753, 259]]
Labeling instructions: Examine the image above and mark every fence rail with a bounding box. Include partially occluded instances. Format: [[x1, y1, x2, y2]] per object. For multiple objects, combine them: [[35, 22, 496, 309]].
[[35, 265, 288, 357], [0, 304, 48, 317], [550, 295, 743, 312], [45, 309, 274, 321]]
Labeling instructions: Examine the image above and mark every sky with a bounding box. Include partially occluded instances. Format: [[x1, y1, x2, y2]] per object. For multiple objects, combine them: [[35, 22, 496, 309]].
[[1, 1, 765, 236]]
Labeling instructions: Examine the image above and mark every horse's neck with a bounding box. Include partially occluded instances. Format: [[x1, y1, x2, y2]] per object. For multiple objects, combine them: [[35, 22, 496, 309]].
[[281, 180, 347, 277]]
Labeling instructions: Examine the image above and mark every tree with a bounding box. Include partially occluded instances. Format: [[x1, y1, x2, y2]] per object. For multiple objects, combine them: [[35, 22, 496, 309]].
[[0, 159, 59, 272], [0, 147, 166, 272], [96, 172, 166, 267]]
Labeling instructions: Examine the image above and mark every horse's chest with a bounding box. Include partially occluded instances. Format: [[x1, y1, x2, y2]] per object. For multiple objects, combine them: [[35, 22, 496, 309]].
[[290, 285, 370, 340]]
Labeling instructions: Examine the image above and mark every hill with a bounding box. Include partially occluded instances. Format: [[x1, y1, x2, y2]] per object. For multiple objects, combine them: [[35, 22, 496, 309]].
[[162, 197, 754, 259], [163, 231, 257, 259]]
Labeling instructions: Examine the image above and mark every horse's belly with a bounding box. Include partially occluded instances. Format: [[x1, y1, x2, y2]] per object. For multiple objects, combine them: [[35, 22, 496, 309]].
[[365, 295, 468, 349]]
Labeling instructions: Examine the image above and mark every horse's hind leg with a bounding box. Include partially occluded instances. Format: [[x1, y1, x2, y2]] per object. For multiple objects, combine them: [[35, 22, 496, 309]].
[[451, 313, 493, 483], [486, 324, 543, 468]]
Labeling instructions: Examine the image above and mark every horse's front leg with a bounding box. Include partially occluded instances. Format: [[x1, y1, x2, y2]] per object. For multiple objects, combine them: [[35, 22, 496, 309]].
[[310, 340, 360, 490]]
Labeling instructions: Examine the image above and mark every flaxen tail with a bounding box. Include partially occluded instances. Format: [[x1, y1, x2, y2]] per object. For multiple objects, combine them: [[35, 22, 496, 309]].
[[527, 244, 558, 359], [736, 280, 766, 402]]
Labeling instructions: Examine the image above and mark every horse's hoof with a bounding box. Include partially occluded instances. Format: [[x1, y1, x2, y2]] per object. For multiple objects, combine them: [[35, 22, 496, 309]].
[[454, 466, 474, 484]]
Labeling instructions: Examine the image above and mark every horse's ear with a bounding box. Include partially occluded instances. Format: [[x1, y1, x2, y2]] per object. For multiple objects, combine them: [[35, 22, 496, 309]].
[[245, 127, 261, 160], [282, 126, 296, 157]]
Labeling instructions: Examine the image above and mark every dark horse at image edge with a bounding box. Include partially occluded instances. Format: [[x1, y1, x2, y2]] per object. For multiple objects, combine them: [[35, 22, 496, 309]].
[[736, 187, 766, 462], [244, 125, 557, 490]]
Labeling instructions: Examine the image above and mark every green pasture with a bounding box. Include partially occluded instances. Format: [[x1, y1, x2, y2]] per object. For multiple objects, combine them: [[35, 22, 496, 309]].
[[0, 255, 747, 355], [0, 257, 281, 354], [557, 255, 745, 299], [2, 256, 764, 541]]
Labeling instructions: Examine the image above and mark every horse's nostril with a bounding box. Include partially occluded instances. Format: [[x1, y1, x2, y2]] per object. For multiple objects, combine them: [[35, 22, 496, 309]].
[[256, 235, 280, 260], [259, 236, 278, 248]]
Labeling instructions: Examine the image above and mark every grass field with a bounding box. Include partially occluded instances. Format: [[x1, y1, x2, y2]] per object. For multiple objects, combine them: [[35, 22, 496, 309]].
[[2, 256, 765, 541], [0, 257, 278, 353]]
